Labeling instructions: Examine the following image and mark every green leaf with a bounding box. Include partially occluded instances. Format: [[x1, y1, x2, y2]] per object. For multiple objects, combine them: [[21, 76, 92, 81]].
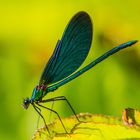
[[32, 112, 140, 140]]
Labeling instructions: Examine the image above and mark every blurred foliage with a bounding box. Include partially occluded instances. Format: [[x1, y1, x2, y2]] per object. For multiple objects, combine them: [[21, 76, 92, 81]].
[[0, 0, 140, 140]]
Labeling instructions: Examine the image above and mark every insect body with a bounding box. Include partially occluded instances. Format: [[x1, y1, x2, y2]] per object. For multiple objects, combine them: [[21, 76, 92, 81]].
[[23, 11, 137, 134]]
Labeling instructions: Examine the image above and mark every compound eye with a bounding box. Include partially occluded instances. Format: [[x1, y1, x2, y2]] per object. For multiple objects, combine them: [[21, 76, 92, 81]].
[[23, 98, 30, 109], [24, 99, 29, 104], [24, 100, 28, 104]]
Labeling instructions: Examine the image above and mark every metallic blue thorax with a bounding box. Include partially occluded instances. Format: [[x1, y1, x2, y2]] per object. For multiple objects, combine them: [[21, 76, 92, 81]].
[[31, 85, 47, 101], [31, 87, 37, 101]]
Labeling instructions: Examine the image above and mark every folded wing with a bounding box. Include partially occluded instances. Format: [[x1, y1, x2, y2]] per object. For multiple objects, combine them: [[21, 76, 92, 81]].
[[40, 11, 93, 85]]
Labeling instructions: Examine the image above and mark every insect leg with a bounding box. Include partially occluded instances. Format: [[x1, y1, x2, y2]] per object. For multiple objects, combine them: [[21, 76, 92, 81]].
[[36, 102, 68, 134], [32, 103, 50, 134], [35, 105, 41, 129], [41, 96, 80, 122]]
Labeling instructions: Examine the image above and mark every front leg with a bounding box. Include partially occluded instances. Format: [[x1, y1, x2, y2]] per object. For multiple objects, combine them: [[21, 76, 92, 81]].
[[36, 102, 68, 134], [32, 103, 50, 134]]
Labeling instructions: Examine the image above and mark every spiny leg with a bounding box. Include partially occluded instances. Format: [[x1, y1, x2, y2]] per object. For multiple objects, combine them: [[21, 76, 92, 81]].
[[32, 103, 50, 135], [35, 105, 41, 129], [41, 96, 80, 122], [36, 102, 68, 134], [48, 101, 54, 122]]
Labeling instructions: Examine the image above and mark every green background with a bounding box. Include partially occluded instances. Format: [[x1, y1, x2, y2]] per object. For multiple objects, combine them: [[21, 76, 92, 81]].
[[0, 0, 139, 139]]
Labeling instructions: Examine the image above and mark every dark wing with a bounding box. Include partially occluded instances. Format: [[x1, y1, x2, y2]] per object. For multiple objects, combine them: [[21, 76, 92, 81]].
[[39, 11, 93, 85]]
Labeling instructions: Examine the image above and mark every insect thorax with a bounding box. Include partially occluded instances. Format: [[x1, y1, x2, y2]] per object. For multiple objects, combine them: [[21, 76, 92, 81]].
[[31, 84, 47, 101]]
